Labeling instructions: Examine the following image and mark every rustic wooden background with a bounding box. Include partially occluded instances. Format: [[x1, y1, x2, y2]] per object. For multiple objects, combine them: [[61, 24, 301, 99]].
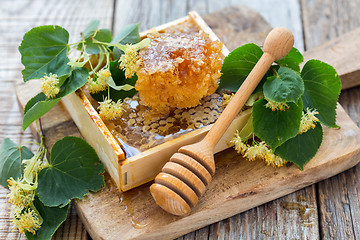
[[1, 0, 359, 239]]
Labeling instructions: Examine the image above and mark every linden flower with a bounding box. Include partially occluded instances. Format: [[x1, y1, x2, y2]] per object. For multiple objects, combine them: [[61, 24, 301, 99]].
[[230, 130, 248, 155], [86, 68, 111, 94], [244, 141, 269, 161], [119, 44, 141, 79], [299, 108, 319, 134], [98, 68, 111, 80], [264, 151, 288, 168], [98, 98, 124, 120], [222, 93, 234, 106], [7, 178, 34, 207], [11, 207, 41, 235], [23, 155, 47, 185], [265, 99, 289, 111], [41, 73, 60, 99]]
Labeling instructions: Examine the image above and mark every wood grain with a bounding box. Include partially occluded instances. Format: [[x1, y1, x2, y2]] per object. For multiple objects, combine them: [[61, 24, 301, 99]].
[[302, 28, 360, 90], [302, 0, 360, 239], [301, 0, 360, 50], [206, 0, 304, 51], [201, 6, 272, 51]]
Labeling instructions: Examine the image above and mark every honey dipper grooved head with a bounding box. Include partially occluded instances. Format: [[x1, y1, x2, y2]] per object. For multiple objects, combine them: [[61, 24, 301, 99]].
[[178, 143, 215, 176], [150, 183, 191, 216]]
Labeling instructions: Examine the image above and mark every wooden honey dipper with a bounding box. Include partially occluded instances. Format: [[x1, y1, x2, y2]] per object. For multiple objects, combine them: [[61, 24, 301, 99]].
[[150, 27, 294, 216]]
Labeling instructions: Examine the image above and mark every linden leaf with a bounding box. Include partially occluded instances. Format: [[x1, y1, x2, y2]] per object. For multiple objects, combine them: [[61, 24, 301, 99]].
[[112, 23, 141, 60], [301, 60, 341, 128], [91, 61, 137, 102], [252, 98, 303, 149], [19, 25, 71, 82], [85, 28, 113, 54], [25, 196, 69, 240], [263, 67, 304, 103], [218, 43, 264, 92], [23, 93, 60, 131], [238, 114, 254, 140], [83, 19, 100, 39], [275, 47, 303, 72], [22, 68, 88, 130], [275, 122, 323, 170], [111, 23, 141, 44], [37, 136, 104, 207], [0, 138, 33, 188]]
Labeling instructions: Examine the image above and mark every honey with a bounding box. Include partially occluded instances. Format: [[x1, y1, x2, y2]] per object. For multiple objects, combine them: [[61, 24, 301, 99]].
[[135, 19, 223, 113]]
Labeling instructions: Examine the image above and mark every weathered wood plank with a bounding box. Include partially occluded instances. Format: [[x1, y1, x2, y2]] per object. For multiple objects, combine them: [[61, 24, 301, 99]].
[[201, 6, 272, 51], [301, 0, 360, 50], [302, 0, 360, 239], [302, 28, 360, 90], [207, 0, 304, 51], [205, 185, 319, 239]]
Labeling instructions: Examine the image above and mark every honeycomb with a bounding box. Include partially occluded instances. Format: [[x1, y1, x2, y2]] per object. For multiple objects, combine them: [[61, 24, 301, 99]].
[[104, 93, 225, 157], [135, 20, 223, 113]]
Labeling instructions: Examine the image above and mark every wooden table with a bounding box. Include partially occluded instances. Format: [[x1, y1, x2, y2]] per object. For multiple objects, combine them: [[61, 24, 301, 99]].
[[1, 0, 359, 239]]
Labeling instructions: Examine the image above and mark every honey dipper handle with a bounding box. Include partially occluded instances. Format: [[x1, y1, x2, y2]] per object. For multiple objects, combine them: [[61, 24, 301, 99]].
[[204, 27, 294, 148]]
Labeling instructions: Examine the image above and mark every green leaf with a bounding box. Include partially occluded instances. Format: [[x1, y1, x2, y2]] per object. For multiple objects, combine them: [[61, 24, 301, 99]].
[[108, 77, 134, 91], [0, 138, 33, 188], [275, 122, 323, 170], [37, 136, 104, 207], [25, 196, 69, 240], [112, 23, 141, 60], [83, 19, 100, 39], [218, 43, 264, 92], [22, 68, 89, 130], [19, 25, 71, 82], [263, 67, 304, 103], [253, 98, 303, 149], [22, 93, 60, 131], [91, 61, 138, 101], [301, 60, 341, 127], [111, 23, 141, 44], [238, 114, 253, 140], [275, 47, 303, 72], [86, 28, 113, 54], [56, 67, 89, 98]]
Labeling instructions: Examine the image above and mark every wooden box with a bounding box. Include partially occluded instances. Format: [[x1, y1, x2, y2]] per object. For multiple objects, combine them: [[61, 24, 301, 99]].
[[61, 12, 251, 191]]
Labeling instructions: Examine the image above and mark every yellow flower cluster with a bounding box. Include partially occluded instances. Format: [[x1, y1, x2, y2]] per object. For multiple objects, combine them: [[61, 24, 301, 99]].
[[299, 108, 319, 134], [119, 44, 141, 79], [11, 207, 41, 235], [7, 151, 46, 235], [86, 68, 111, 94], [98, 98, 124, 120], [231, 131, 287, 168], [41, 73, 60, 98], [222, 93, 234, 106], [265, 99, 289, 111], [7, 178, 34, 207]]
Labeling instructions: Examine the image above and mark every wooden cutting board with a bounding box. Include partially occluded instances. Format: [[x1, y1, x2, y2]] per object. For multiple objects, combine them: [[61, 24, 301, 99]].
[[15, 6, 360, 240]]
